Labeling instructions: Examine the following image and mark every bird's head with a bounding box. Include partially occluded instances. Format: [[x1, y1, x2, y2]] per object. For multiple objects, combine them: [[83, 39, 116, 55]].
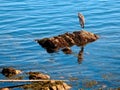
[[78, 12, 82, 18]]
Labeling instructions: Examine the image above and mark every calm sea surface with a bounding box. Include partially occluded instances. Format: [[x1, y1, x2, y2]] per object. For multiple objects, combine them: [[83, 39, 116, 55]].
[[0, 0, 120, 89]]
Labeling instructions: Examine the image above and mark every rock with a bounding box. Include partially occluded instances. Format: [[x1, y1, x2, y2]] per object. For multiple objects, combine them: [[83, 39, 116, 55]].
[[41, 87, 50, 90], [51, 86, 57, 90], [1, 67, 22, 77], [28, 72, 50, 80], [22, 80, 71, 90], [56, 84, 65, 90], [35, 30, 99, 60], [63, 82, 71, 90], [0, 88, 10, 90], [35, 30, 99, 53], [62, 47, 72, 54]]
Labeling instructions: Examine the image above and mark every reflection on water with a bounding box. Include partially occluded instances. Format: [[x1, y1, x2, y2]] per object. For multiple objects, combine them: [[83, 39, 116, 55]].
[[78, 47, 84, 64], [0, 0, 120, 89]]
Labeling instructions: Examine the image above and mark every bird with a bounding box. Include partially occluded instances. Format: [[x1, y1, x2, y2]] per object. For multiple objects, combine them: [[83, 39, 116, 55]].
[[78, 12, 85, 29]]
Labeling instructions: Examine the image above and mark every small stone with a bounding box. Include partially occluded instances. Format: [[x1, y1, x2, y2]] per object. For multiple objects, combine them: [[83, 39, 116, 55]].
[[28, 72, 50, 80], [1, 67, 22, 77]]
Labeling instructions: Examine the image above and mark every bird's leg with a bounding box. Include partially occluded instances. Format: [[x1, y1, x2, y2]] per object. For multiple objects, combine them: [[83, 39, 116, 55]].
[[81, 46, 84, 52], [78, 46, 84, 64]]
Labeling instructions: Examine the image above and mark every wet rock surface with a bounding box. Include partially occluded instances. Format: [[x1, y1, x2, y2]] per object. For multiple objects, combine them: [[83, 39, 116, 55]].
[[22, 80, 71, 90], [0, 68, 71, 90], [35, 30, 99, 53], [28, 72, 50, 80], [1, 67, 22, 77], [0, 88, 10, 90], [62, 47, 72, 54]]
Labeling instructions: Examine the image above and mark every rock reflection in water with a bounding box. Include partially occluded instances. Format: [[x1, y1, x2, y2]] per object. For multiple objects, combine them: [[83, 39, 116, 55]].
[[35, 30, 99, 63]]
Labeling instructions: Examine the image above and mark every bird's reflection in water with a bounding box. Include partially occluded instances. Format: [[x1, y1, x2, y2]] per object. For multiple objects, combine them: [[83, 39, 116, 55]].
[[77, 47, 84, 64], [47, 46, 85, 64], [61, 46, 85, 64]]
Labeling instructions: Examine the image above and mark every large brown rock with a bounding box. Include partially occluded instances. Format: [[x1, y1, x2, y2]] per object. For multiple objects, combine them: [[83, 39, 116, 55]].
[[35, 30, 99, 53]]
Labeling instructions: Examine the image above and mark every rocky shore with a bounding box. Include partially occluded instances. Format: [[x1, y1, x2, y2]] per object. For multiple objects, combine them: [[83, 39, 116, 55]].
[[0, 67, 71, 90]]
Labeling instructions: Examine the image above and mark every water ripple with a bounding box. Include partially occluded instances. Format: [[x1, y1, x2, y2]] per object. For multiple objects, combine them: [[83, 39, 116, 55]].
[[0, 0, 120, 89]]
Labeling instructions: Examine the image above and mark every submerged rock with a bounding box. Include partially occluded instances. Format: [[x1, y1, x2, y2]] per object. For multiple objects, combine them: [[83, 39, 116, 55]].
[[84, 80, 98, 88], [1, 67, 22, 77]]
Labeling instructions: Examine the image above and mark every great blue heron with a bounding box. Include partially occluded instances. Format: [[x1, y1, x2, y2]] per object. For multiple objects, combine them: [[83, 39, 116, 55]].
[[78, 13, 85, 29]]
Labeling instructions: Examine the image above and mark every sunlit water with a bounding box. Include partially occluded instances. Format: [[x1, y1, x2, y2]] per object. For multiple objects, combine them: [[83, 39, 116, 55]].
[[0, 0, 120, 89]]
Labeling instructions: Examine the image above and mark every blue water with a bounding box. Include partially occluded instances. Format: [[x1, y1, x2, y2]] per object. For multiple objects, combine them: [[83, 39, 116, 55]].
[[0, 0, 120, 89]]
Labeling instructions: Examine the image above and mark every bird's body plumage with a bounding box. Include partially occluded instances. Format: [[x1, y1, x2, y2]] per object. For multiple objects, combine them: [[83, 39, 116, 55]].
[[78, 13, 85, 29]]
